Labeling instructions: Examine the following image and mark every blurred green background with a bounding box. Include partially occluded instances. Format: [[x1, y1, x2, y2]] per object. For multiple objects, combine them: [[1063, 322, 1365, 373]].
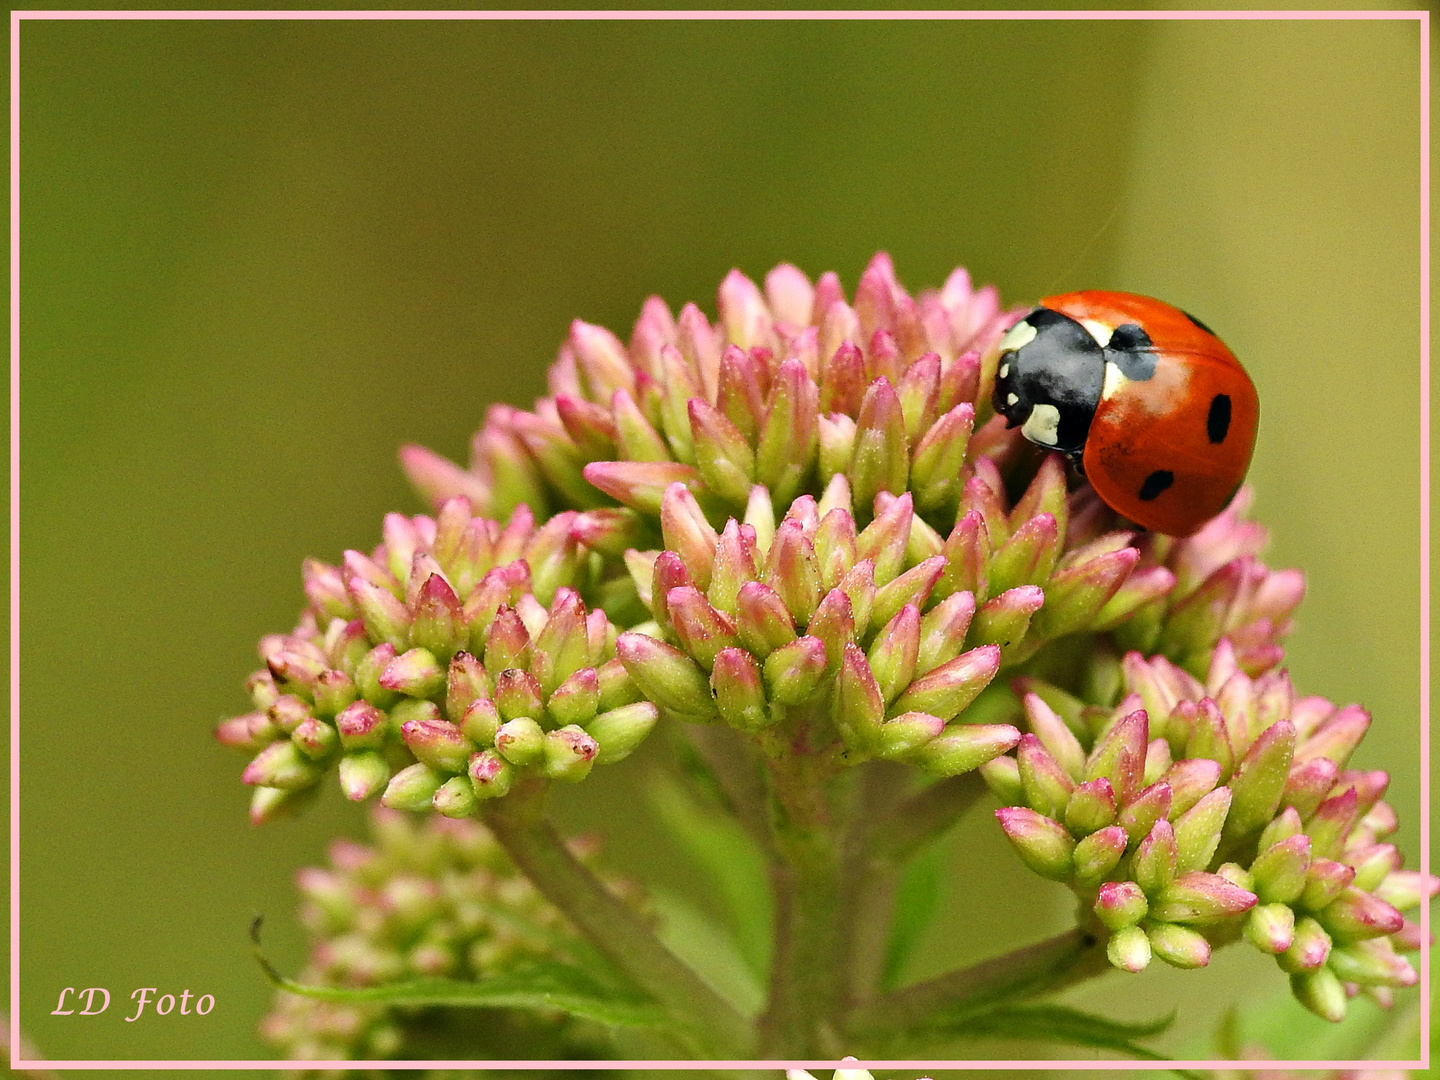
[[16, 14, 1423, 1066]]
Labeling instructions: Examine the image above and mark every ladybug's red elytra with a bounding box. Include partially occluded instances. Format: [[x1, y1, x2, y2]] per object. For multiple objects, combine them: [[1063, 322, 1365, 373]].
[[992, 290, 1258, 537]]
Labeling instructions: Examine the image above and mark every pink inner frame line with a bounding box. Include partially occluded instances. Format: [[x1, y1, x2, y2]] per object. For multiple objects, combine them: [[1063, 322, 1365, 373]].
[[8, 6, 1430, 1071]]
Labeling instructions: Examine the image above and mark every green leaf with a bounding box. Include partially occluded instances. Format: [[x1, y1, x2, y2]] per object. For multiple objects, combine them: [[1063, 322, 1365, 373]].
[[925, 1003, 1175, 1059], [880, 839, 946, 990], [967, 1003, 1174, 1057], [648, 774, 772, 979], [251, 918, 666, 1029], [649, 888, 763, 1017]]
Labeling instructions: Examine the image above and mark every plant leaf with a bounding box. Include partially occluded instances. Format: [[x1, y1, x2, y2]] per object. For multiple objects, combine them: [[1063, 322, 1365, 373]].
[[960, 1003, 1175, 1058], [648, 775, 772, 978], [649, 888, 763, 1017], [251, 918, 666, 1028], [880, 840, 947, 991]]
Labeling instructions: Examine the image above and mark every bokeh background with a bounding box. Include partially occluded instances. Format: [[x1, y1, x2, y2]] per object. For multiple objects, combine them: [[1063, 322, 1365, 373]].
[[16, 13, 1425, 1068]]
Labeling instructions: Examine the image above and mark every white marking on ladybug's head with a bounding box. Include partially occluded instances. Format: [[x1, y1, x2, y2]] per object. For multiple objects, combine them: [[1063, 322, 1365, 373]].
[[998, 360, 1010, 380], [1021, 403, 1061, 447], [999, 320, 1038, 352], [1101, 360, 1131, 400], [1006, 393, 1019, 407], [1080, 318, 1115, 348]]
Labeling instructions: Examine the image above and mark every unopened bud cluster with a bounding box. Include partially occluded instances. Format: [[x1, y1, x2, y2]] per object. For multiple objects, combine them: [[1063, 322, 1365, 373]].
[[984, 641, 1433, 1022], [401, 253, 1013, 526], [260, 810, 616, 1061], [216, 499, 657, 821]]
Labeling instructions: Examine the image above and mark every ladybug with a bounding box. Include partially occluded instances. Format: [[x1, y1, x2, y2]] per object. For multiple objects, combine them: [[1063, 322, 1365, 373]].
[[992, 290, 1258, 537]]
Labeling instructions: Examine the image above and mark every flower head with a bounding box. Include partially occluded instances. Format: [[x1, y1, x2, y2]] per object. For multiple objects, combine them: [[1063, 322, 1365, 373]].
[[260, 809, 621, 1061], [985, 644, 1432, 1021], [216, 498, 654, 820], [402, 253, 1016, 525]]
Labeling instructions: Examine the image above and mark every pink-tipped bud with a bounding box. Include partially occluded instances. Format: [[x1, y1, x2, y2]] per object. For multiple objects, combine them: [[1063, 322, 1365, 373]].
[[995, 806, 1075, 881], [1107, 925, 1152, 973], [762, 635, 828, 706], [1085, 709, 1148, 807], [615, 631, 715, 718], [1072, 825, 1129, 887], [1244, 902, 1296, 954], [1251, 833, 1312, 906], [1095, 881, 1149, 931], [1151, 871, 1257, 925], [1317, 887, 1405, 945], [1278, 916, 1333, 973], [889, 645, 1001, 722]]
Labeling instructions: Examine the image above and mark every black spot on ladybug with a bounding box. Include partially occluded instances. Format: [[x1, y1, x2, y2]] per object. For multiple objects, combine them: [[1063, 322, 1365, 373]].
[[1182, 309, 1216, 335], [1138, 470, 1174, 501], [1104, 323, 1158, 381], [1207, 394, 1232, 444]]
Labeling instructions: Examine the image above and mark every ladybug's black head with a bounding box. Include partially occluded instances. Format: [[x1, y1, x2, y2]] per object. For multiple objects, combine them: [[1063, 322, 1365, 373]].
[[992, 307, 1105, 459]]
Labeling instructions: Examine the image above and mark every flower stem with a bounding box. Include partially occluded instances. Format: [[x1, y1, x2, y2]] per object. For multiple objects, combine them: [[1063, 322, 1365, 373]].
[[481, 779, 753, 1058], [754, 716, 848, 1058], [842, 928, 1111, 1054]]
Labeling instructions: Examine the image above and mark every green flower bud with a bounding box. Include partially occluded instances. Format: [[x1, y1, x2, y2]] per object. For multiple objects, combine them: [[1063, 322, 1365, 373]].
[[848, 376, 909, 511], [1277, 916, 1332, 973], [1289, 967, 1346, 1023], [1150, 871, 1256, 925], [582, 460, 701, 516], [401, 718, 476, 774], [382, 763, 446, 812], [988, 513, 1060, 597], [690, 398, 756, 505], [1244, 902, 1295, 954], [468, 750, 514, 800], [763, 635, 828, 706], [615, 632, 716, 718], [734, 581, 799, 658], [1173, 787, 1232, 874], [1134, 820, 1178, 896], [711, 647, 773, 732], [542, 726, 599, 782], [495, 717, 545, 767], [547, 667, 601, 728], [493, 668, 546, 724], [875, 712, 946, 759], [1299, 858, 1356, 913], [910, 724, 1020, 777], [1073, 826, 1129, 888], [1107, 925, 1151, 973], [1017, 734, 1075, 821], [335, 700, 388, 751], [995, 807, 1074, 881], [380, 648, 446, 699], [755, 359, 820, 505], [433, 776, 478, 818], [1147, 922, 1210, 968], [1115, 782, 1171, 845], [868, 604, 921, 705], [1316, 886, 1404, 945], [291, 717, 340, 761], [1095, 881, 1148, 930], [338, 751, 391, 802], [243, 740, 324, 790], [889, 645, 1000, 721]]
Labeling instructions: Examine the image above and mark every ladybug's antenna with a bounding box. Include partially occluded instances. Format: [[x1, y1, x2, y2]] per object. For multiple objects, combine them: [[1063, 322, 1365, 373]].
[[1040, 197, 1124, 298]]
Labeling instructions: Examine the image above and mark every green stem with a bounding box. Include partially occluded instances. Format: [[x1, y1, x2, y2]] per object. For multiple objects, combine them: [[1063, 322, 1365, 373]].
[[842, 927, 1111, 1054], [839, 769, 989, 1005], [481, 779, 753, 1058], [754, 720, 848, 1058]]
